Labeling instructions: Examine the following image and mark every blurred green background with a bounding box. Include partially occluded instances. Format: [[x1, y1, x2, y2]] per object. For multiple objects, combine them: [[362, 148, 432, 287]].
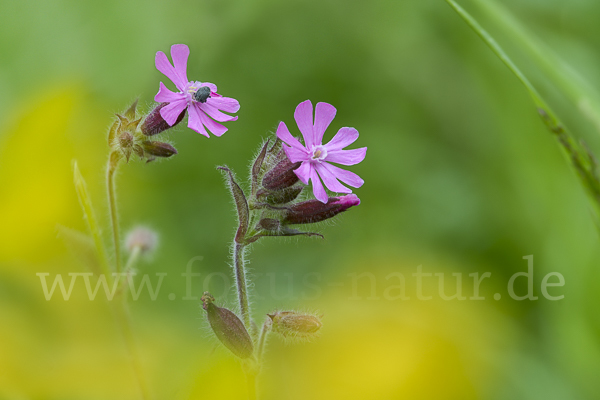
[[2, 0, 600, 398]]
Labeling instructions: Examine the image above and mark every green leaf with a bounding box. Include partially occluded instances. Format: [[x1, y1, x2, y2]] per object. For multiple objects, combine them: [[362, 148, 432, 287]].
[[445, 0, 600, 231], [471, 0, 600, 133], [251, 140, 270, 195], [218, 166, 250, 244], [124, 98, 138, 120], [247, 227, 323, 244]]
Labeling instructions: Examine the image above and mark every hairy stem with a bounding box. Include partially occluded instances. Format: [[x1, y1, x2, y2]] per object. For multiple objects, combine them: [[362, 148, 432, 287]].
[[256, 318, 271, 363], [107, 151, 122, 273], [233, 242, 251, 327]]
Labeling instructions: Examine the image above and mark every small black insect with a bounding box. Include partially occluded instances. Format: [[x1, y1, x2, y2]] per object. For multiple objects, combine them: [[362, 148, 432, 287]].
[[193, 86, 211, 103]]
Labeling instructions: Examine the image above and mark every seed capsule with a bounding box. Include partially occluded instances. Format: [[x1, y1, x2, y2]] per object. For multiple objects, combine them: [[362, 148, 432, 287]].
[[202, 292, 254, 359], [268, 310, 322, 339]]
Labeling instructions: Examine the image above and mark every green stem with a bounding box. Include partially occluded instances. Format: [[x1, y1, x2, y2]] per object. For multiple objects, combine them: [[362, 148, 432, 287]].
[[107, 151, 122, 273], [233, 242, 251, 328], [125, 245, 141, 272], [256, 318, 271, 364]]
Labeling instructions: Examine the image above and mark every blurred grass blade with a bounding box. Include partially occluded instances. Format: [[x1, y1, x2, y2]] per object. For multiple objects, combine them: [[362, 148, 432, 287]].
[[73, 160, 112, 276], [472, 0, 600, 133], [444, 0, 600, 231], [57, 225, 101, 275]]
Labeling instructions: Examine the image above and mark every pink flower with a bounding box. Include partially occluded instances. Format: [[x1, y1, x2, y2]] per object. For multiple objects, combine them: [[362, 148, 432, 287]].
[[154, 44, 240, 137], [276, 100, 367, 203]]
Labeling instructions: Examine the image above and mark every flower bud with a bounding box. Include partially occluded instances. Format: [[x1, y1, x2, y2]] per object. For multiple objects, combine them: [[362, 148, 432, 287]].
[[283, 194, 360, 225], [261, 155, 301, 191], [125, 227, 158, 255], [266, 138, 283, 159], [251, 140, 270, 194], [140, 102, 186, 136], [268, 311, 322, 339], [256, 186, 303, 204], [142, 141, 178, 159], [202, 292, 254, 359], [256, 218, 280, 231]]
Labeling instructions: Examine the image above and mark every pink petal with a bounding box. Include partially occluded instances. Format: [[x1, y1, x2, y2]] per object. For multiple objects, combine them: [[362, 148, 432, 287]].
[[294, 161, 311, 185], [315, 163, 352, 194], [159, 99, 188, 126], [207, 96, 240, 113], [324, 127, 359, 151], [197, 106, 228, 136], [313, 102, 336, 146], [171, 44, 190, 88], [294, 100, 314, 148], [187, 105, 210, 137], [321, 162, 364, 188], [155, 51, 186, 91], [283, 144, 309, 163], [338, 194, 360, 207], [202, 82, 218, 93], [199, 102, 238, 122], [310, 166, 328, 203], [155, 82, 184, 103], [276, 121, 305, 150], [325, 147, 367, 166]]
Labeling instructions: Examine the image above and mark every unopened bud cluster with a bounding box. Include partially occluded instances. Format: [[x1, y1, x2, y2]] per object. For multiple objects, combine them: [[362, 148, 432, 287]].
[[217, 137, 362, 245], [255, 139, 304, 205], [108, 100, 181, 163]]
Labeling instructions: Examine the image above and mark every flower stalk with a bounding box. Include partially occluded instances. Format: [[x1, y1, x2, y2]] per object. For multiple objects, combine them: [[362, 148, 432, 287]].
[[256, 318, 272, 363], [233, 242, 251, 328], [74, 161, 150, 400], [107, 151, 122, 272], [71, 43, 245, 400], [124, 245, 141, 274]]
